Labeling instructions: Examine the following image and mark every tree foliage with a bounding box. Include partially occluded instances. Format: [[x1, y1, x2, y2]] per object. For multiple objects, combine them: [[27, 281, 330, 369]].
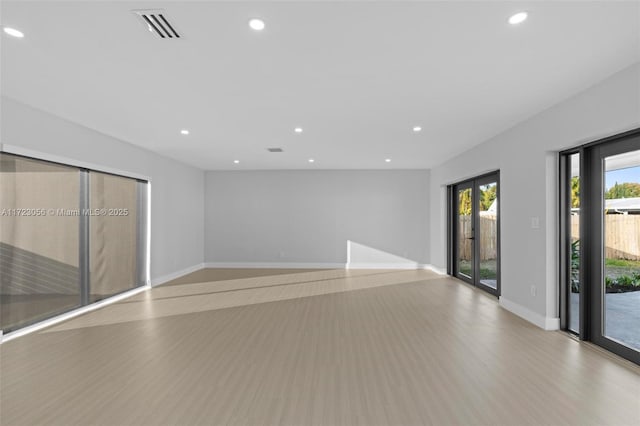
[[457, 185, 497, 216], [480, 185, 497, 211], [605, 182, 640, 199], [571, 176, 580, 208], [458, 188, 472, 215], [568, 178, 640, 204]]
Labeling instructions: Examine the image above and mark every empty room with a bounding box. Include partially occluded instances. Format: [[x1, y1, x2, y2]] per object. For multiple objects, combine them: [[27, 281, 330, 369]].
[[1, 1, 639, 425]]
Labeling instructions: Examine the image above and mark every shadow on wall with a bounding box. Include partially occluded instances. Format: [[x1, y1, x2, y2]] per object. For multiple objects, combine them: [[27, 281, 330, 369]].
[[346, 240, 423, 269]]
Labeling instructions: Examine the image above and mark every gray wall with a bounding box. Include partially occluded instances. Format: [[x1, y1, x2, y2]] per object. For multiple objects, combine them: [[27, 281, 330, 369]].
[[205, 170, 430, 265], [4, 60, 637, 331], [1, 97, 205, 282], [429, 63, 640, 326]]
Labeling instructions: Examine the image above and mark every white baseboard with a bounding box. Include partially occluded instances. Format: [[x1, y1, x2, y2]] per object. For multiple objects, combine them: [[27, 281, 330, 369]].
[[204, 261, 447, 274], [347, 262, 424, 269], [346, 263, 448, 276], [545, 316, 561, 330], [424, 264, 448, 275], [204, 262, 346, 269], [499, 297, 560, 330], [151, 263, 205, 287]]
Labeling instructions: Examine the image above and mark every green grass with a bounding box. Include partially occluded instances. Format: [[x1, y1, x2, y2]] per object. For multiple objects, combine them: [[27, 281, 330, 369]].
[[479, 268, 496, 279], [605, 259, 640, 268], [605, 258, 640, 280], [457, 260, 497, 280], [572, 258, 640, 292]]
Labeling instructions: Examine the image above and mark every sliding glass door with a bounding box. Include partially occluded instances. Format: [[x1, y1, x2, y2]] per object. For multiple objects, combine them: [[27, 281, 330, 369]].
[[600, 147, 640, 354], [450, 172, 500, 296], [561, 130, 640, 365], [89, 172, 142, 302], [0, 154, 82, 331], [0, 152, 149, 334]]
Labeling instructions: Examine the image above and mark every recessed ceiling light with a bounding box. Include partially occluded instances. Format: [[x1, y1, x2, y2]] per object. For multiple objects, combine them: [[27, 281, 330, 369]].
[[308, 158, 315, 163], [249, 18, 265, 31], [413, 126, 422, 132], [385, 159, 392, 163], [233, 160, 240, 164], [508, 12, 528, 25], [180, 129, 189, 135], [294, 127, 303, 133], [3, 27, 24, 38]]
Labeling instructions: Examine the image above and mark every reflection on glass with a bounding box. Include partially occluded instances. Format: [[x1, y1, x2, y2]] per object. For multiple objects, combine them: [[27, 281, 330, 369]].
[[478, 182, 498, 289], [89, 172, 140, 302], [457, 187, 473, 279], [603, 149, 640, 351], [0, 153, 81, 332], [569, 153, 580, 333], [0, 153, 148, 333]]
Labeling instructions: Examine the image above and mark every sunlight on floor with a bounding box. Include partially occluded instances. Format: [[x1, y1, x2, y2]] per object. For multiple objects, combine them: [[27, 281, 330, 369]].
[[44, 269, 442, 333]]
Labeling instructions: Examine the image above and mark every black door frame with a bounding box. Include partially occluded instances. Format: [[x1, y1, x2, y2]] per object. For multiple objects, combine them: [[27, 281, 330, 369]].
[[448, 171, 501, 297], [560, 128, 640, 365], [451, 180, 474, 284]]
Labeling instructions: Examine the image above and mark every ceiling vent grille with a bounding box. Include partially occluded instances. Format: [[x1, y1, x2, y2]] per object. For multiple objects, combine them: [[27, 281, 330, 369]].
[[133, 10, 180, 39], [267, 148, 284, 152]]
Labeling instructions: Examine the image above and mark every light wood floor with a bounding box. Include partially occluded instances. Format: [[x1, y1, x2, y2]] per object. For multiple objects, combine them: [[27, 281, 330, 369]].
[[1, 268, 639, 426]]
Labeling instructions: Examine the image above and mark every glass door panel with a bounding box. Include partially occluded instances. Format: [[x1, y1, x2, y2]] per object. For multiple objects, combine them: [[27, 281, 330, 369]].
[[562, 132, 639, 364], [89, 172, 141, 302], [602, 149, 640, 351], [456, 184, 473, 281], [569, 153, 581, 334], [477, 179, 498, 291], [451, 172, 500, 296], [0, 153, 82, 332]]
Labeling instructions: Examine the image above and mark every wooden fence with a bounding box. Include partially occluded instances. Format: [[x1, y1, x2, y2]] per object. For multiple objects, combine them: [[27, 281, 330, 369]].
[[457, 215, 497, 261], [459, 214, 640, 261], [571, 215, 640, 260]]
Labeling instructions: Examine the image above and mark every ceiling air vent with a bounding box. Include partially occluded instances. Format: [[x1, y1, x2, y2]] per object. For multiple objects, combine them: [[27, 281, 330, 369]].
[[267, 148, 284, 153], [133, 10, 180, 39]]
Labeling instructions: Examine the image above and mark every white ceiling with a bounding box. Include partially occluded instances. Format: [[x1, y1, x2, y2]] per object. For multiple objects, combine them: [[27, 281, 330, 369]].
[[2, 1, 639, 170]]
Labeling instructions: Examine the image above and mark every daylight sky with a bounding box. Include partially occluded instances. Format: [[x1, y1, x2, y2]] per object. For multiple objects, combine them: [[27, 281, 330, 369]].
[[605, 166, 640, 190]]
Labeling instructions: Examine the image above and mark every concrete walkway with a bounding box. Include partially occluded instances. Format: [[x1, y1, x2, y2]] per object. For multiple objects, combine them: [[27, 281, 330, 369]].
[[570, 291, 640, 350]]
